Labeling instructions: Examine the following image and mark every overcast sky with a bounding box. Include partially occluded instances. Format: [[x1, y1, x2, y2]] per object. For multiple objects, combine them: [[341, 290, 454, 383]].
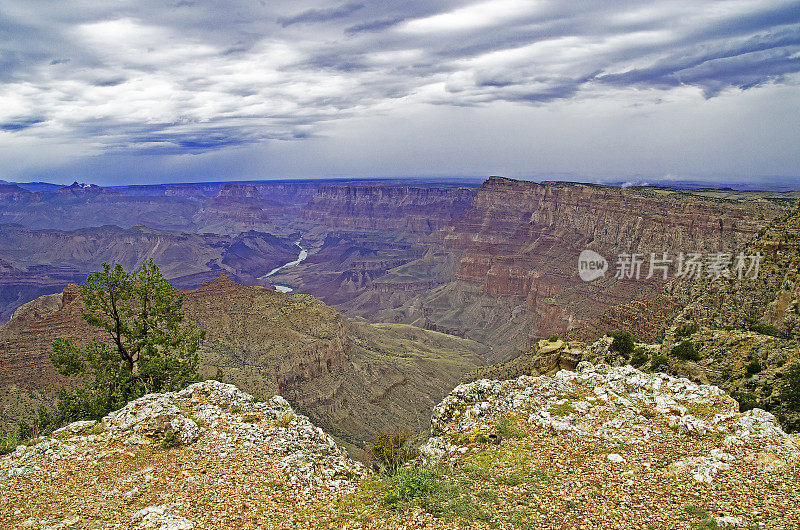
[[1, 0, 799, 187]]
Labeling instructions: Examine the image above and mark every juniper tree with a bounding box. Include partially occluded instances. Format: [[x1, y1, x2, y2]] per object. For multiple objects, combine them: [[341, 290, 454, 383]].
[[46, 259, 205, 427]]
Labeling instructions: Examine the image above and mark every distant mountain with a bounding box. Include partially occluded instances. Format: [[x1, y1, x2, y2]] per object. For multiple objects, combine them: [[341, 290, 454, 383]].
[[0, 180, 62, 193], [0, 223, 299, 322]]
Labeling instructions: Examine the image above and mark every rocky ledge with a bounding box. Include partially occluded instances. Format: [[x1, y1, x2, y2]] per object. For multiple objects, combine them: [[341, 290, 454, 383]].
[[2, 368, 799, 528], [0, 381, 365, 529], [421, 362, 799, 527]]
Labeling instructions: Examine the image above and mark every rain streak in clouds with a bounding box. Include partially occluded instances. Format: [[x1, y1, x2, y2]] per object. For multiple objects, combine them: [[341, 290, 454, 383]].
[[0, 0, 799, 182]]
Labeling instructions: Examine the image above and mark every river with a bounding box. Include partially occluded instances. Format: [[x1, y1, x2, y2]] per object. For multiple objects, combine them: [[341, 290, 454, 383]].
[[259, 238, 308, 292]]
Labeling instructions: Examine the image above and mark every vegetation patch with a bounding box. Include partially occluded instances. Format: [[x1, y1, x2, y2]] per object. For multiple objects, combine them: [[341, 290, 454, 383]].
[[161, 429, 179, 448], [630, 347, 649, 367], [549, 402, 576, 417], [607, 330, 635, 356], [496, 416, 527, 439], [731, 391, 760, 412], [675, 322, 699, 338], [274, 410, 296, 428], [370, 430, 413, 475], [650, 353, 669, 371], [671, 340, 700, 361], [0, 432, 18, 455], [748, 322, 786, 339], [384, 467, 491, 522], [684, 400, 730, 420], [745, 360, 762, 376]]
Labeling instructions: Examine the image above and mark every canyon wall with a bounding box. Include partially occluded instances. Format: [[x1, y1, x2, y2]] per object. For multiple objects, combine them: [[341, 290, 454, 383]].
[[303, 184, 477, 233], [336, 178, 791, 361]]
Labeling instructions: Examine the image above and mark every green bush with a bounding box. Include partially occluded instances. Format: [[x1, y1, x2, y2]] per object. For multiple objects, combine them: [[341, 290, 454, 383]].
[[274, 410, 296, 428], [161, 429, 179, 448], [548, 334, 559, 342], [745, 360, 762, 376], [384, 467, 489, 521], [0, 432, 18, 456], [496, 416, 525, 439], [779, 363, 800, 412], [671, 340, 700, 361], [731, 390, 760, 412], [607, 330, 635, 356], [675, 322, 699, 338], [749, 322, 786, 339], [630, 347, 649, 367], [650, 353, 669, 371], [386, 468, 444, 504], [370, 430, 413, 475]]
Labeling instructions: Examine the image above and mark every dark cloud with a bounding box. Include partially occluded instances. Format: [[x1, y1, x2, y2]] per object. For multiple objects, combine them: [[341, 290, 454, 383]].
[[278, 3, 364, 27], [0, 118, 45, 131], [344, 15, 407, 35], [0, 0, 798, 185]]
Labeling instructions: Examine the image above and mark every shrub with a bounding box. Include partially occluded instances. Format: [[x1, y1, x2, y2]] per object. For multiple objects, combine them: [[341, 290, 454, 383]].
[[731, 390, 760, 412], [274, 410, 296, 428], [161, 429, 179, 448], [384, 467, 489, 521], [650, 353, 669, 371], [385, 467, 444, 504], [370, 430, 413, 475], [607, 330, 635, 356], [0, 432, 18, 456], [466, 429, 489, 443], [630, 347, 649, 367], [496, 416, 525, 439], [675, 322, 699, 338], [548, 334, 559, 342], [779, 363, 800, 412], [749, 322, 786, 339], [671, 340, 700, 361], [745, 360, 762, 377]]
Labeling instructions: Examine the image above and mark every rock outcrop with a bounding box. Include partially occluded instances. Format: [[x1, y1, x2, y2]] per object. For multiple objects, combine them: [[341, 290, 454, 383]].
[[0, 381, 366, 528], [419, 362, 799, 527]]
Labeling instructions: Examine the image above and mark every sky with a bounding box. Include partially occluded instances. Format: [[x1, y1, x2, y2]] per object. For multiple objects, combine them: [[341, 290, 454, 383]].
[[1, 0, 799, 187]]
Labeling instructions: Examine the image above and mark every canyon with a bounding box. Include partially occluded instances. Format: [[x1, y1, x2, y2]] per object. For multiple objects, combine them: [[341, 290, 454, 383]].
[[1, 177, 795, 356], [2, 175, 798, 445]]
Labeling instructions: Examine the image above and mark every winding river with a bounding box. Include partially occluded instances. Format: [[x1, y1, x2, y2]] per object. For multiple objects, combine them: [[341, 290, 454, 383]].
[[259, 238, 308, 292]]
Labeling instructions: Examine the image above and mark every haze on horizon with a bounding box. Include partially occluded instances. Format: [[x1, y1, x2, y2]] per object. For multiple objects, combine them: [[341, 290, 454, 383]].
[[1, 0, 799, 188]]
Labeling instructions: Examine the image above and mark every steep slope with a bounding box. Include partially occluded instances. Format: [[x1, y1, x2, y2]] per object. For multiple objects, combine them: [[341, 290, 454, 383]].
[[675, 200, 800, 335], [652, 201, 800, 429], [0, 276, 486, 451], [303, 184, 477, 233]]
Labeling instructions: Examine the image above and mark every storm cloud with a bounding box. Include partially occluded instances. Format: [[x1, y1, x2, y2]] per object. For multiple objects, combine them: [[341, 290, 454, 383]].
[[0, 0, 798, 185]]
